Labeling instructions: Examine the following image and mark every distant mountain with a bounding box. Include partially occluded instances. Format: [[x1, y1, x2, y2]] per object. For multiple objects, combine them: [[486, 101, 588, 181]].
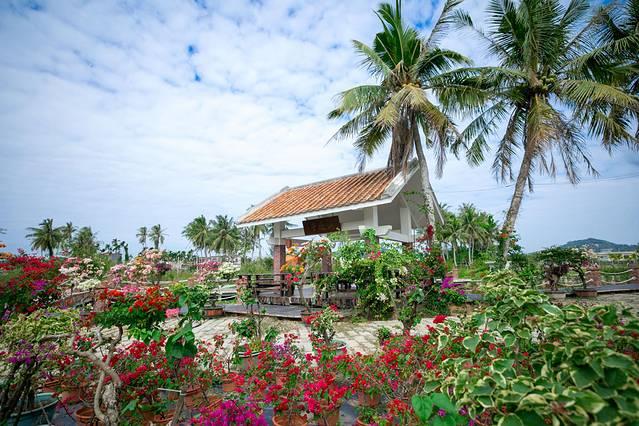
[[560, 238, 638, 252]]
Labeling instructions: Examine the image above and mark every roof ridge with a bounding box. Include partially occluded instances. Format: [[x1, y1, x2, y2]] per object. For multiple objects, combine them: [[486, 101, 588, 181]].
[[278, 166, 393, 193]]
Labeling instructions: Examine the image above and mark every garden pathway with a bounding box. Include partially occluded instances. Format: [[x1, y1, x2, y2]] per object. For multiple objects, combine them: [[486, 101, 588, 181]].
[[191, 316, 438, 356]]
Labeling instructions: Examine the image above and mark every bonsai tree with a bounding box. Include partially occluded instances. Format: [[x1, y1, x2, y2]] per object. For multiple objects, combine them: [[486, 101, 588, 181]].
[[537, 247, 590, 291], [282, 239, 334, 314], [230, 277, 278, 364], [0, 308, 79, 424]]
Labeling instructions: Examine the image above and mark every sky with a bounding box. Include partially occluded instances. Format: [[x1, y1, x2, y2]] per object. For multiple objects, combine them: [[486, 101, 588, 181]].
[[0, 0, 637, 254]]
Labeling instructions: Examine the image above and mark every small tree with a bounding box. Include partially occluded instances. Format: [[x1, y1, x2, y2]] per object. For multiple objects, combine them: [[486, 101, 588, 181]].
[[537, 247, 590, 291]]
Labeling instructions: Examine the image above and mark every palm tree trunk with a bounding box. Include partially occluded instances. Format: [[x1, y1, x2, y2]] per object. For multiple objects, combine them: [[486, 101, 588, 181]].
[[452, 243, 457, 267], [501, 143, 535, 260], [414, 136, 438, 232]]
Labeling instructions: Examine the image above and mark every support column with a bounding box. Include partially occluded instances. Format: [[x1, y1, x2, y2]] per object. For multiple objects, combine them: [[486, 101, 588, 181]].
[[631, 263, 639, 285], [273, 244, 286, 275], [585, 265, 601, 287], [321, 253, 332, 273]]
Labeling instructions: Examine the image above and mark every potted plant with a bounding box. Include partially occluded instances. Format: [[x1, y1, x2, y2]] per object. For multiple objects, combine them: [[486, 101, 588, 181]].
[[0, 308, 78, 425], [191, 260, 225, 317], [538, 247, 593, 299], [230, 279, 278, 370], [193, 399, 266, 425], [282, 239, 333, 319], [302, 369, 349, 426], [305, 305, 345, 353], [351, 354, 382, 408]]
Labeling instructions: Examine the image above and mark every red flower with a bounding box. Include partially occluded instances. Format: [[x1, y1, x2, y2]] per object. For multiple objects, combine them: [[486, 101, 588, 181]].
[[433, 315, 447, 324]]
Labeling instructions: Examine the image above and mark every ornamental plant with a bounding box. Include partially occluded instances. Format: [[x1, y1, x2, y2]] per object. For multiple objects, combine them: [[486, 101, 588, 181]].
[[284, 238, 333, 313], [0, 308, 79, 423], [59, 256, 106, 292], [0, 254, 64, 317], [302, 367, 349, 425], [94, 286, 177, 342], [419, 270, 639, 425], [537, 246, 592, 290], [193, 399, 267, 426], [304, 305, 339, 348]]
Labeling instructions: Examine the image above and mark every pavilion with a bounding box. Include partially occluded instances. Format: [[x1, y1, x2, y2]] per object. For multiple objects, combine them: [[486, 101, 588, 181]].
[[238, 161, 442, 275]]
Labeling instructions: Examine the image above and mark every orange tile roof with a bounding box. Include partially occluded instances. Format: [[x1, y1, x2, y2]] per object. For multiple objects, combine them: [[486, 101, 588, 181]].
[[239, 168, 396, 224]]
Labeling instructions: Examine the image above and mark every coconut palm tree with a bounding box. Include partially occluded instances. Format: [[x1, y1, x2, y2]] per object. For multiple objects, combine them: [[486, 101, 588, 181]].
[[328, 0, 471, 229], [149, 224, 166, 250], [60, 222, 76, 252], [72, 227, 99, 258], [585, 0, 639, 145], [438, 0, 639, 259], [136, 226, 148, 249], [438, 207, 463, 266], [210, 215, 240, 257], [458, 203, 488, 265], [182, 215, 214, 257], [25, 218, 63, 257]]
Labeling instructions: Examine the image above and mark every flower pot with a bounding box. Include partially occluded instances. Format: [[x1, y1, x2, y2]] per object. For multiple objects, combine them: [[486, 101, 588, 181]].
[[450, 304, 473, 316], [222, 376, 239, 393], [204, 306, 224, 318], [355, 418, 371, 426], [544, 290, 566, 300], [8, 392, 58, 426], [316, 407, 340, 426], [183, 385, 203, 408], [42, 378, 60, 394], [200, 395, 223, 411], [357, 392, 381, 408], [238, 350, 263, 371], [151, 412, 175, 425], [74, 406, 104, 426], [272, 413, 309, 426], [575, 288, 598, 298]]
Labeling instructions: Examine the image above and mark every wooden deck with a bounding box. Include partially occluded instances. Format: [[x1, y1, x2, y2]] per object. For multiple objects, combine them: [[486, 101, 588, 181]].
[[223, 303, 327, 320]]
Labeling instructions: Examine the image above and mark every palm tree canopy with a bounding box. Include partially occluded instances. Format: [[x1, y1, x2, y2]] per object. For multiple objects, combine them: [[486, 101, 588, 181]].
[[149, 224, 166, 249], [25, 218, 63, 257], [437, 0, 639, 183], [182, 215, 214, 254], [328, 0, 471, 175], [71, 226, 99, 258], [136, 226, 148, 247], [210, 215, 241, 256]]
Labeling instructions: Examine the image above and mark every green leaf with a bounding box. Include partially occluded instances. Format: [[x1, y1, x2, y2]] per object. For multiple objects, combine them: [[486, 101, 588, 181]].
[[602, 354, 633, 369], [498, 414, 524, 426], [471, 380, 494, 396], [605, 368, 628, 388], [595, 405, 618, 423], [463, 335, 480, 353], [123, 399, 137, 412], [541, 303, 562, 316], [431, 393, 457, 413], [575, 390, 606, 413], [571, 365, 599, 388], [516, 411, 546, 426], [411, 394, 433, 421]]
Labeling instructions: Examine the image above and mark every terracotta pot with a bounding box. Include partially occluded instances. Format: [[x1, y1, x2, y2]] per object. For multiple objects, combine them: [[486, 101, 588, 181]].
[[151, 412, 174, 425], [238, 350, 263, 371], [316, 407, 340, 426], [59, 388, 82, 404], [200, 395, 223, 411], [354, 418, 371, 426], [575, 288, 598, 298], [204, 306, 224, 318], [74, 406, 103, 426], [272, 413, 309, 426], [357, 392, 380, 408], [42, 378, 60, 394], [222, 377, 238, 393], [183, 385, 203, 408]]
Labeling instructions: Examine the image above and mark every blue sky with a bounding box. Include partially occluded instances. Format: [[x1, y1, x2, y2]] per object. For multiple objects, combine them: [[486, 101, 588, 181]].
[[1, 0, 638, 254]]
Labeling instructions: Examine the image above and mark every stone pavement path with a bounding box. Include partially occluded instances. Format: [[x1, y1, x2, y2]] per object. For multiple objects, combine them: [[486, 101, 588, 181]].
[[192, 315, 438, 356]]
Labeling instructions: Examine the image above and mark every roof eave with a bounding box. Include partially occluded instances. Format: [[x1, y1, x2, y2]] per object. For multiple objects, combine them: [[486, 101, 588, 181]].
[[237, 165, 419, 228]]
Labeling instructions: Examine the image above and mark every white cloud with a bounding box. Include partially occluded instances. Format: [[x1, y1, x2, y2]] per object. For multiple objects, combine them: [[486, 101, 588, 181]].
[[0, 0, 637, 254]]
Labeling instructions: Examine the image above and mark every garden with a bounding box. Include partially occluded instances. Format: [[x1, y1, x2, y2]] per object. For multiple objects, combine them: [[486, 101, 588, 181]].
[[1, 225, 639, 426]]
